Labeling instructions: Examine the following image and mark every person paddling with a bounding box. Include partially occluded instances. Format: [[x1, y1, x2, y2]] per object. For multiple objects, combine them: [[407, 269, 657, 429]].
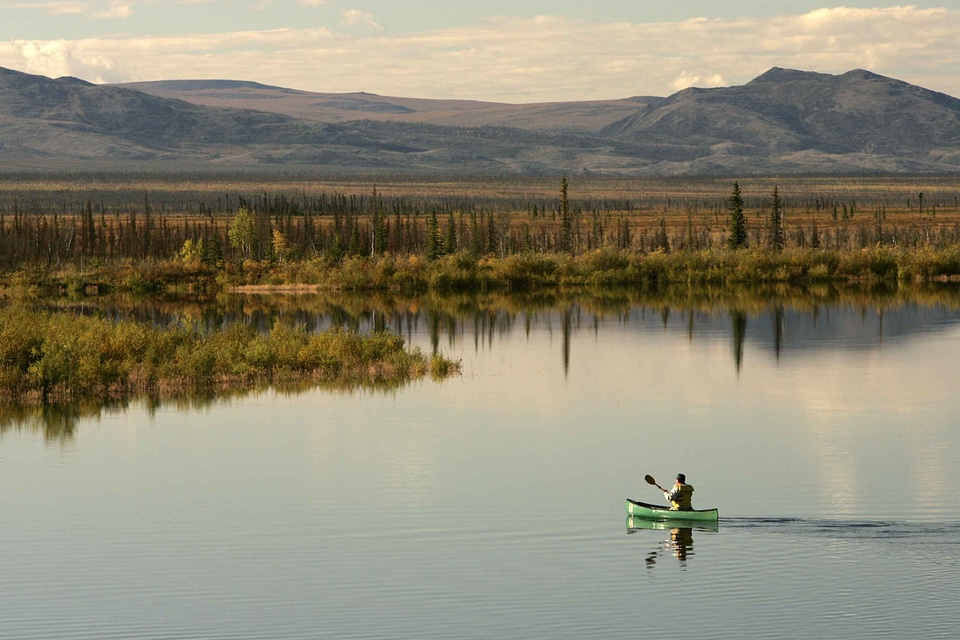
[[664, 473, 694, 511]]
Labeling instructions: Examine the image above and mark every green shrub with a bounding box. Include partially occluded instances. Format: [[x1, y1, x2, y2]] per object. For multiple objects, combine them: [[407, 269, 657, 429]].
[[0, 307, 452, 405]]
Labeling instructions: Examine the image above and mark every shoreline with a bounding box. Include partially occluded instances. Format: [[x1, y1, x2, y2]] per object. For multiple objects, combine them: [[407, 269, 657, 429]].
[[6, 246, 960, 297]]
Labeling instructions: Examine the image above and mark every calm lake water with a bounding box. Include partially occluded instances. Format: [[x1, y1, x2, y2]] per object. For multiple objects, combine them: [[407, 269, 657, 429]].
[[2, 288, 959, 639]]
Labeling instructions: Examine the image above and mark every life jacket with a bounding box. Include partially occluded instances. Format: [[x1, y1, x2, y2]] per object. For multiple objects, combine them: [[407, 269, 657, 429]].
[[667, 482, 694, 510]]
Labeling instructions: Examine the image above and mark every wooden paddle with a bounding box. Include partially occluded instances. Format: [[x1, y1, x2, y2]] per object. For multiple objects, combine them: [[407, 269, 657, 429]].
[[645, 474, 669, 493]]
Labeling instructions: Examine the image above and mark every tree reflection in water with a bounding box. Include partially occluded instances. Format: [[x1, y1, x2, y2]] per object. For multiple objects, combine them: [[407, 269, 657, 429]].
[[8, 282, 960, 440]]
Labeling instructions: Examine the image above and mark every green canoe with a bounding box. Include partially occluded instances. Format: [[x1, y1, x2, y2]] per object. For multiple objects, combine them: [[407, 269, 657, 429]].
[[626, 498, 719, 522]]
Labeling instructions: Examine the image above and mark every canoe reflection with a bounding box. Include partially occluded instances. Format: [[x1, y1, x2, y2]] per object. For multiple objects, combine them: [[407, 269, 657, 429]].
[[626, 516, 719, 567]]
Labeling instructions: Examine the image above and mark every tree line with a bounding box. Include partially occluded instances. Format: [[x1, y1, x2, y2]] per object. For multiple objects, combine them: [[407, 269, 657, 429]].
[[3, 180, 960, 270]]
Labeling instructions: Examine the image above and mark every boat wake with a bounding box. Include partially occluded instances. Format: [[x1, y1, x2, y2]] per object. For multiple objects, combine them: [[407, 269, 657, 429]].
[[719, 517, 960, 540]]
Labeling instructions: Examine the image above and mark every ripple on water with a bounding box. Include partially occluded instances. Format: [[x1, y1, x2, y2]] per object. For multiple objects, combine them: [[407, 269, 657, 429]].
[[621, 517, 960, 639]]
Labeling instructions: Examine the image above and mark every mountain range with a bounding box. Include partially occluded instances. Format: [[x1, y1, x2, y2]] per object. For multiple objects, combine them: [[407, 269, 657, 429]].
[[2, 65, 960, 175]]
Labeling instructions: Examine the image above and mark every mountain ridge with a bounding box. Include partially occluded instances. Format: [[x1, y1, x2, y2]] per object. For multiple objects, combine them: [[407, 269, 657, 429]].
[[3, 66, 960, 174]]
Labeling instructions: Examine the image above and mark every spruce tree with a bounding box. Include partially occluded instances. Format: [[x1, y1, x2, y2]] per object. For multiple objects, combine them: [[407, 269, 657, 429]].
[[559, 177, 573, 253], [82, 198, 96, 258], [592, 209, 603, 249], [446, 210, 457, 253], [727, 181, 747, 250], [770, 185, 785, 252], [486, 211, 497, 255], [656, 214, 670, 252], [370, 186, 387, 256], [426, 209, 443, 260]]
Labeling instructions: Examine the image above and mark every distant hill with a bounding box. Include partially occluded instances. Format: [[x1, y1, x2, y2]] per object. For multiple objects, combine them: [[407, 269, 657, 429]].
[[115, 79, 652, 133], [3, 65, 960, 174], [599, 67, 960, 173]]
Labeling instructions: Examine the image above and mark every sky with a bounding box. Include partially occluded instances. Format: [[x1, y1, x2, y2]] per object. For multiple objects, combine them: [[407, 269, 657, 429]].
[[1, 1, 960, 102]]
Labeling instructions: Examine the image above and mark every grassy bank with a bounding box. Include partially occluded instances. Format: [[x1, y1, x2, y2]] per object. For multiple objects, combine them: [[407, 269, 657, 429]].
[[297, 245, 960, 291], [8, 245, 960, 297], [0, 306, 458, 405]]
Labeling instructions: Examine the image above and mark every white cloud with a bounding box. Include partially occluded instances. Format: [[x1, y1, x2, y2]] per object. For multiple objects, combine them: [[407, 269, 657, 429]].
[[9, 0, 133, 18], [301, 0, 326, 6], [14, 39, 120, 82], [95, 1, 132, 18], [1, 7, 959, 102], [10, 1, 91, 14], [341, 9, 380, 29], [671, 71, 726, 92]]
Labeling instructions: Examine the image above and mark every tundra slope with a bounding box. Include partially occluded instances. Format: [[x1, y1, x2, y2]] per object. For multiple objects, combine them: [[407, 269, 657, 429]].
[[2, 66, 960, 174]]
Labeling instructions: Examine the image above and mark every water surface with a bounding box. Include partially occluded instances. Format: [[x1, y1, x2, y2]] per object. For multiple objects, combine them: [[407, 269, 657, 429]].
[[2, 289, 959, 639]]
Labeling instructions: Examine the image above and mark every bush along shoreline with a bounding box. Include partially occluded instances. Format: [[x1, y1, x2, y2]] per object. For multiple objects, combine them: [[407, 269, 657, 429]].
[[6, 246, 960, 298], [0, 307, 459, 406]]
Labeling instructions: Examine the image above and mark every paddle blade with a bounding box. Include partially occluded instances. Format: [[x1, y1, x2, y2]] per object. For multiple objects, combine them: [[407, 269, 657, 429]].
[[644, 474, 657, 485]]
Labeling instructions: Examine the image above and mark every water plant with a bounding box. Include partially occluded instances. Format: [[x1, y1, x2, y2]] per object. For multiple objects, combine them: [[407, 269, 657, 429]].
[[0, 307, 458, 406]]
